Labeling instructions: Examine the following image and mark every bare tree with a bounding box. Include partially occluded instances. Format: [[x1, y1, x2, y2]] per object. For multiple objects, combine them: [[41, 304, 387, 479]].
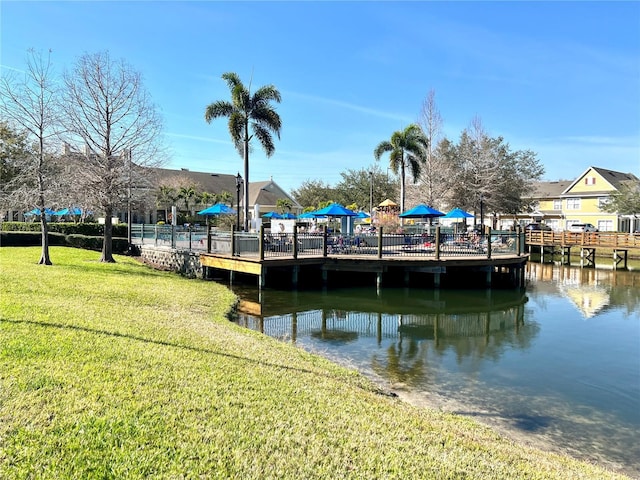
[[446, 116, 543, 225], [411, 89, 452, 209], [0, 49, 63, 265], [61, 51, 165, 262]]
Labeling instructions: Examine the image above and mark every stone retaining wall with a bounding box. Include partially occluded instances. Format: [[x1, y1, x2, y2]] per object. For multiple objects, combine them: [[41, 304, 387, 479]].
[[139, 245, 202, 278]]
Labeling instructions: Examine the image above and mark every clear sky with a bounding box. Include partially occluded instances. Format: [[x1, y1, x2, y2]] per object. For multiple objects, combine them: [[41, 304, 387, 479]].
[[1, 1, 639, 194]]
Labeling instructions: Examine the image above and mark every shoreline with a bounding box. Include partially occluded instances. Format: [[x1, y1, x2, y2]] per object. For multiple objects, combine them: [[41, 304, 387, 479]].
[[321, 353, 636, 479]]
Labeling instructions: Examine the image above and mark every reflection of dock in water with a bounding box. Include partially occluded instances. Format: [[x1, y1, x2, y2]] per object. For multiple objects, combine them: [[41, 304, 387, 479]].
[[236, 289, 529, 344]]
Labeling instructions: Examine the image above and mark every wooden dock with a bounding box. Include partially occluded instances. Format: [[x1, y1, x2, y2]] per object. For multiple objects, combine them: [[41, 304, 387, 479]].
[[524, 231, 640, 268], [197, 226, 530, 290]]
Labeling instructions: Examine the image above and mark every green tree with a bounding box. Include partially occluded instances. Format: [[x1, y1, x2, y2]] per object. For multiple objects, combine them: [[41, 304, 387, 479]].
[[217, 190, 233, 207], [602, 179, 640, 217], [276, 197, 292, 214], [291, 179, 335, 210], [334, 166, 399, 213], [373, 124, 428, 213], [177, 185, 197, 216], [205, 72, 282, 231], [156, 184, 177, 223], [198, 191, 217, 209]]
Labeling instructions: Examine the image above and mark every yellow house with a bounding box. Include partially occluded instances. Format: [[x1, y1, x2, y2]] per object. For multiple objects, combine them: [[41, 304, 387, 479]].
[[522, 166, 639, 232], [560, 167, 638, 232]]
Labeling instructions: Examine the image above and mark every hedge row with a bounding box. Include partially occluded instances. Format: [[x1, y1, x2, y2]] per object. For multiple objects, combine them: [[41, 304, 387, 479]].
[[0, 231, 129, 254], [1, 221, 128, 237]]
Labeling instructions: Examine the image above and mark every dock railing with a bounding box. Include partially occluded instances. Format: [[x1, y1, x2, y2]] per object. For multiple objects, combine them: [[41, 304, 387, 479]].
[[131, 224, 523, 259]]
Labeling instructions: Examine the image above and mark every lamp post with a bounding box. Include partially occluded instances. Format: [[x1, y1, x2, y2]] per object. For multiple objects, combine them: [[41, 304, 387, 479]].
[[127, 148, 133, 252], [369, 171, 373, 217], [235, 172, 242, 231], [480, 194, 485, 232]]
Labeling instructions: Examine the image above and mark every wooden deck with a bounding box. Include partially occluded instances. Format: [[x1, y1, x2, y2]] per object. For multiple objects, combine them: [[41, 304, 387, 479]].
[[200, 251, 528, 290]]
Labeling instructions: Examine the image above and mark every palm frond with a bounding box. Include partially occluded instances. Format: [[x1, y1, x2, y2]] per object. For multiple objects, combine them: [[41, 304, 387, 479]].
[[252, 124, 276, 157]]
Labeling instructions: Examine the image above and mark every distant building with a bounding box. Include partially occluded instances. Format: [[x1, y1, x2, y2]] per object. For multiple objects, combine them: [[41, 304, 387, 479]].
[[139, 167, 302, 227], [521, 166, 639, 232]]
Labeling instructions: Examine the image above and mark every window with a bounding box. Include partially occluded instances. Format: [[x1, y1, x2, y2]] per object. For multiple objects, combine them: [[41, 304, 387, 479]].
[[598, 220, 614, 232], [598, 197, 609, 209], [566, 198, 581, 210], [585, 177, 596, 185], [553, 199, 562, 210]]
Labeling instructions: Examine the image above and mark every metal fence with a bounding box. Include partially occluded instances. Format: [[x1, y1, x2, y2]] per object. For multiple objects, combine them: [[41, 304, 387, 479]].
[[131, 224, 523, 259]]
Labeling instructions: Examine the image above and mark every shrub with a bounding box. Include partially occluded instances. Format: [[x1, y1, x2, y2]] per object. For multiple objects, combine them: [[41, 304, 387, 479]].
[[1, 221, 128, 237], [0, 231, 127, 253], [0, 231, 66, 247]]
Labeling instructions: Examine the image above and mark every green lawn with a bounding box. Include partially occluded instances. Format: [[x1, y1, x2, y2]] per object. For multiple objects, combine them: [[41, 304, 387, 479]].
[[0, 247, 628, 479]]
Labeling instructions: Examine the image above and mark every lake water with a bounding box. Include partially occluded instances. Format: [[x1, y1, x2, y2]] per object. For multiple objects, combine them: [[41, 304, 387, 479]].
[[229, 262, 640, 478]]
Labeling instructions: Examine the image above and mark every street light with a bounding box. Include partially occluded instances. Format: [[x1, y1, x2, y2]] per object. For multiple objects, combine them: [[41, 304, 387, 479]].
[[480, 194, 485, 232], [235, 172, 242, 231], [127, 148, 133, 253], [369, 171, 373, 217]]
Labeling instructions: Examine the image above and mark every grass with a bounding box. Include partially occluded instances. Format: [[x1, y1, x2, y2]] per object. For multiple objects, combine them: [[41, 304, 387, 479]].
[[0, 246, 629, 479]]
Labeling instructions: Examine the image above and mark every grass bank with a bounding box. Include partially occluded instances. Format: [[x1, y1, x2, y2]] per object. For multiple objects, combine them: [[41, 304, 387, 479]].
[[0, 247, 628, 479]]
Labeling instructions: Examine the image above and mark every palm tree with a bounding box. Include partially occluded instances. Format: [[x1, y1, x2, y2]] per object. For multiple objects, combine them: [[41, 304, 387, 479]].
[[276, 197, 292, 214], [217, 190, 233, 207], [199, 191, 216, 209], [373, 124, 428, 214], [177, 186, 197, 217], [205, 72, 282, 231], [156, 185, 177, 223]]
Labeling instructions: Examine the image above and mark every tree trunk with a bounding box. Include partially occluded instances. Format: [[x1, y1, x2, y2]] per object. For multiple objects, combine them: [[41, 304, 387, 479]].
[[243, 136, 250, 232], [38, 214, 52, 265], [400, 155, 406, 215], [101, 206, 115, 263]]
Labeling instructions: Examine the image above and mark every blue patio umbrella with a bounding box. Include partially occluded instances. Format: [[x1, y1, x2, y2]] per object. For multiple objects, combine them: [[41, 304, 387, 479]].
[[54, 207, 84, 216], [25, 208, 55, 216], [298, 211, 317, 219], [197, 203, 236, 215], [399, 204, 444, 218], [355, 211, 371, 219], [442, 207, 473, 219], [262, 211, 282, 219], [280, 212, 297, 219], [312, 203, 357, 217]]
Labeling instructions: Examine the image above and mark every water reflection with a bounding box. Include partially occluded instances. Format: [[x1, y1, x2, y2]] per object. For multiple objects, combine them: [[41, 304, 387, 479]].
[[235, 288, 538, 390], [230, 264, 640, 476], [527, 262, 640, 319]]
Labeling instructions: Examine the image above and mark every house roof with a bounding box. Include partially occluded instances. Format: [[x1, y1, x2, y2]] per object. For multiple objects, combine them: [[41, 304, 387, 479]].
[[529, 181, 572, 199], [561, 166, 639, 196], [149, 167, 301, 210]]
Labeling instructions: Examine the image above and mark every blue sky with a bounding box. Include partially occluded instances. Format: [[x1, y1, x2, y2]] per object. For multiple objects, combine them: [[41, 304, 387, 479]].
[[1, 1, 639, 194]]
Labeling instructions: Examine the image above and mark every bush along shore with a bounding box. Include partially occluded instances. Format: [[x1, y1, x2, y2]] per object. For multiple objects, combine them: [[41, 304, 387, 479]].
[[0, 247, 630, 479]]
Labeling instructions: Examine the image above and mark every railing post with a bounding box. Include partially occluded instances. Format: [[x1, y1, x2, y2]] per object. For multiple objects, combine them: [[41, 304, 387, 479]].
[[259, 225, 265, 260], [377, 226, 383, 259], [487, 226, 492, 259], [322, 225, 328, 257], [154, 225, 158, 246], [207, 223, 212, 253], [231, 225, 236, 256], [293, 227, 298, 259], [515, 226, 521, 256], [188, 225, 192, 251], [435, 226, 441, 260]]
